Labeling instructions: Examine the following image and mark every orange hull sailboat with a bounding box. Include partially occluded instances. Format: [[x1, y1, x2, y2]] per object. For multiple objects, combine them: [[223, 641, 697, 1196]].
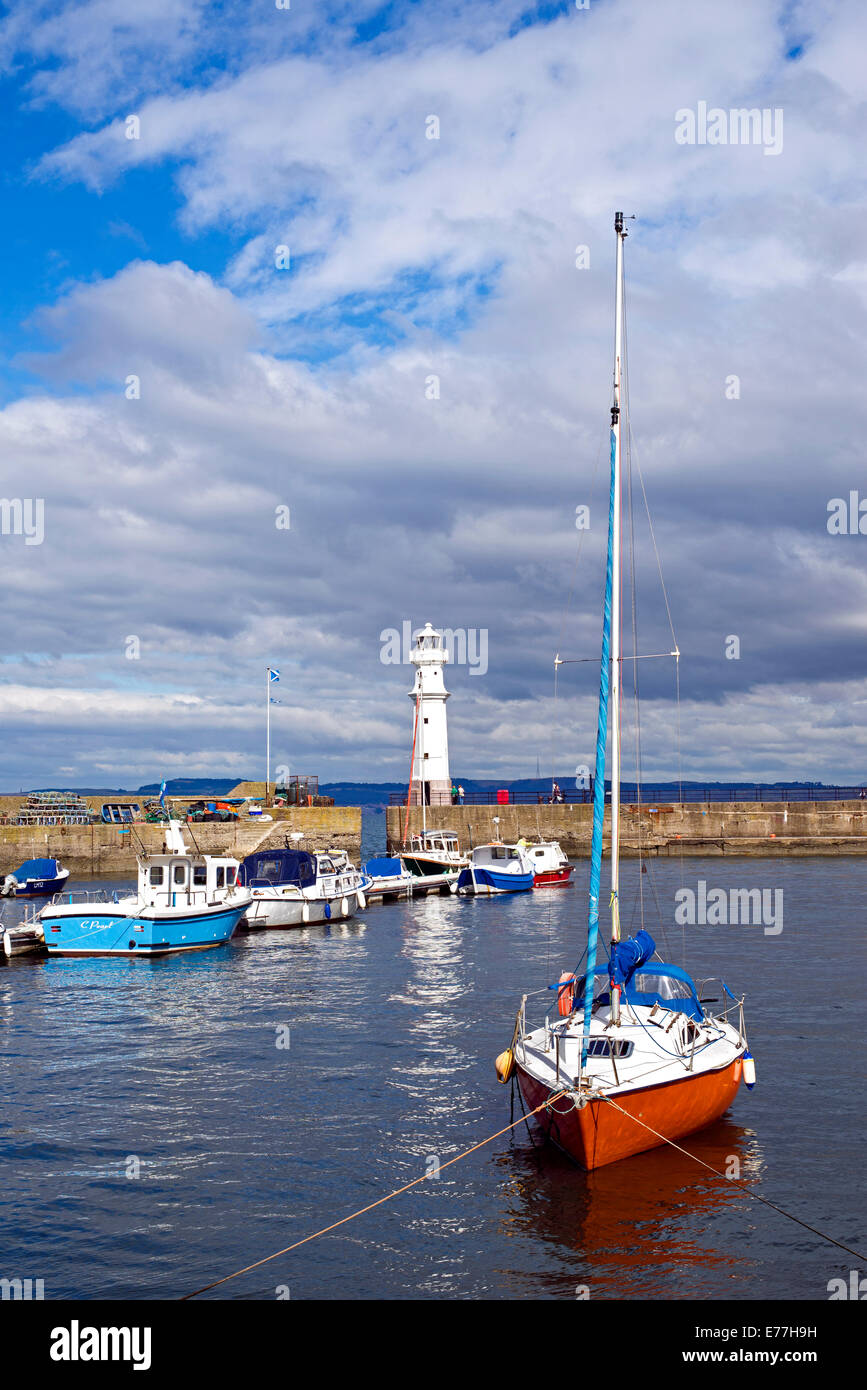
[[504, 212, 754, 1170]]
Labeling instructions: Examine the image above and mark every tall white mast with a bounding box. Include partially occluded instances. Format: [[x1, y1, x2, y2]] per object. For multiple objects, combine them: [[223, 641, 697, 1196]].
[[265, 668, 271, 807], [610, 211, 627, 1022]]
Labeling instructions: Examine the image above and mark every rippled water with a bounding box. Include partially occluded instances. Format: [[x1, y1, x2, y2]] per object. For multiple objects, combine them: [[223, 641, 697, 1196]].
[[1, 836, 863, 1301]]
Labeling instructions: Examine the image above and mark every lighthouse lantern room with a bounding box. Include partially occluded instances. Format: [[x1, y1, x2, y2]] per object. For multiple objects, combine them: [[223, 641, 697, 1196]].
[[408, 623, 451, 805]]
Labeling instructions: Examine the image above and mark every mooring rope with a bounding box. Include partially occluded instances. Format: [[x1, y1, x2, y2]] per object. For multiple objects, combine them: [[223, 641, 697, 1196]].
[[180, 1090, 569, 1299], [600, 1095, 866, 1261], [182, 1080, 863, 1299]]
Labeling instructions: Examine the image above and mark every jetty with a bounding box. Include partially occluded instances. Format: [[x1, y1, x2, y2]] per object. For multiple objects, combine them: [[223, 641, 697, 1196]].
[[388, 799, 867, 858], [0, 782, 360, 876]]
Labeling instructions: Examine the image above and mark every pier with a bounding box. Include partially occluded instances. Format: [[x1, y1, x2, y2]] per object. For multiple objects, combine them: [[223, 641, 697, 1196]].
[[387, 800, 867, 857], [0, 792, 360, 875]]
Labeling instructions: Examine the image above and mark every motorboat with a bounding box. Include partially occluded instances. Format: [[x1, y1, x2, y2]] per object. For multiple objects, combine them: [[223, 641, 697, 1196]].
[[457, 843, 535, 894], [37, 821, 250, 956], [1, 858, 70, 898], [401, 830, 466, 877], [524, 840, 573, 886], [239, 846, 369, 929]]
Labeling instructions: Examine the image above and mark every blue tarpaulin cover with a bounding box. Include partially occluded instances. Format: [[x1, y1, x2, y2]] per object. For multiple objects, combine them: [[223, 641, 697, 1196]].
[[12, 859, 62, 880], [363, 857, 404, 877], [238, 849, 316, 888]]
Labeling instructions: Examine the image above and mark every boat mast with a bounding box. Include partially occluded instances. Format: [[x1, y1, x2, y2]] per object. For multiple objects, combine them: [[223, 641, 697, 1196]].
[[610, 210, 626, 1024]]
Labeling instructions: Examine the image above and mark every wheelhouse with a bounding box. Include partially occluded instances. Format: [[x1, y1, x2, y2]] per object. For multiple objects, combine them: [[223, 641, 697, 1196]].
[[139, 853, 240, 906]]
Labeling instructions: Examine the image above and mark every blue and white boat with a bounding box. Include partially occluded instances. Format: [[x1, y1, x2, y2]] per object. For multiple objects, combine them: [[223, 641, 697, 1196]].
[[38, 822, 251, 957], [1, 858, 70, 898], [457, 843, 535, 895]]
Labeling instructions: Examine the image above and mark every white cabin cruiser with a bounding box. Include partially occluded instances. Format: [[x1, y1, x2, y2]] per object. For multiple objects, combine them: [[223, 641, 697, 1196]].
[[239, 846, 369, 929]]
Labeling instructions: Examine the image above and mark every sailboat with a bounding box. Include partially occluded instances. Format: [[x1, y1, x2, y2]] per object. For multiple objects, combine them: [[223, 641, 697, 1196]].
[[502, 212, 754, 1170]]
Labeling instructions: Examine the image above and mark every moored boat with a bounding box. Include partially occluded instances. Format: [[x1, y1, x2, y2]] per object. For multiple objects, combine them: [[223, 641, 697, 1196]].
[[505, 213, 752, 1168], [401, 829, 466, 877], [238, 846, 369, 929], [524, 840, 573, 887], [38, 821, 250, 956], [1, 858, 70, 898], [457, 842, 535, 894]]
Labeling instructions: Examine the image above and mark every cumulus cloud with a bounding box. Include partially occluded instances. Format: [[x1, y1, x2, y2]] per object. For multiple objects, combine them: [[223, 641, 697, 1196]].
[[0, 0, 866, 789]]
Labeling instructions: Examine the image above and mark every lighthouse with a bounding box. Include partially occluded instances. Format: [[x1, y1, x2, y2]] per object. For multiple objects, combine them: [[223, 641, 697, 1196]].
[[409, 623, 451, 805]]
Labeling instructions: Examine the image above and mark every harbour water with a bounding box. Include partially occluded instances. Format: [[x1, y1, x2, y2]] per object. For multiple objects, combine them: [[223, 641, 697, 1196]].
[[0, 828, 862, 1301]]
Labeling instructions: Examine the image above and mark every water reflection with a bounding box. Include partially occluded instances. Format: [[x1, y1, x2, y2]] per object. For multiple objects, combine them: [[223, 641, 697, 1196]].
[[497, 1112, 764, 1297]]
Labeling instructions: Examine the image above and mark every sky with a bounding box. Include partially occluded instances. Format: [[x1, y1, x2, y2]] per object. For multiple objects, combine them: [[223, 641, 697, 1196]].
[[0, 0, 865, 790]]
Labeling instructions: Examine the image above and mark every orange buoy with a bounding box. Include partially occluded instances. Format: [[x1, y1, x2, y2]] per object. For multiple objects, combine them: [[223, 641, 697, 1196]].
[[495, 1049, 515, 1084], [556, 970, 575, 1017]]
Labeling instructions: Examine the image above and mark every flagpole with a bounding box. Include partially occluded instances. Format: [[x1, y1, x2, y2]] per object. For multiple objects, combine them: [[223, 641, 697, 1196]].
[[266, 669, 270, 807]]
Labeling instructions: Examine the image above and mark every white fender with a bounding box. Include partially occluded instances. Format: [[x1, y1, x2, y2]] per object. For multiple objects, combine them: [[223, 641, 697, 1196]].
[[340, 896, 349, 916], [302, 901, 310, 923], [357, 890, 366, 911]]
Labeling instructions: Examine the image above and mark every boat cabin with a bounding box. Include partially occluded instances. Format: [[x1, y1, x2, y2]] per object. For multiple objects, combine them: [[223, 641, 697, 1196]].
[[409, 831, 461, 856], [138, 853, 241, 907], [238, 849, 316, 888], [577, 963, 704, 1022], [471, 844, 529, 870]]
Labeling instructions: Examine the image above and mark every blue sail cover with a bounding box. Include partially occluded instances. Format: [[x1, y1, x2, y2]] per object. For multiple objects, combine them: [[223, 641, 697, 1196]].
[[609, 930, 655, 987], [580, 428, 617, 1069]]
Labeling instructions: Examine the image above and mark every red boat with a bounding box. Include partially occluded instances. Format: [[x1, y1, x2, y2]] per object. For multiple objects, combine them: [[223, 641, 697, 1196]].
[[523, 840, 573, 887]]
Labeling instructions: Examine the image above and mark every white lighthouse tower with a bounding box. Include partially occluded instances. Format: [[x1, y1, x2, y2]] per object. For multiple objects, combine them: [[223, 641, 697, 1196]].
[[409, 622, 451, 805]]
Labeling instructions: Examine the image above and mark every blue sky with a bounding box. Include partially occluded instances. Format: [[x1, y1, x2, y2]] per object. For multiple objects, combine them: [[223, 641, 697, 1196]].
[[0, 0, 866, 789]]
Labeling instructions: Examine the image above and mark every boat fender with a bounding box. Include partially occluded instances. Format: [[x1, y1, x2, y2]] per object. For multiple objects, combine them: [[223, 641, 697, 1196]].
[[340, 896, 349, 916], [743, 1050, 756, 1089], [357, 890, 366, 911], [302, 902, 310, 923], [556, 971, 575, 1017], [324, 902, 331, 920], [495, 1049, 515, 1084]]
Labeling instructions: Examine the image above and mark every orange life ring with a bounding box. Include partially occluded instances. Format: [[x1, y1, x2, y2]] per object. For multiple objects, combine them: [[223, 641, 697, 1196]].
[[556, 970, 575, 1017]]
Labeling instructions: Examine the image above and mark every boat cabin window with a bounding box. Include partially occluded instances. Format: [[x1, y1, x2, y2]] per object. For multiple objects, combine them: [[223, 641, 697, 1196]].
[[534, 849, 545, 857], [193, 865, 207, 887], [585, 1039, 634, 1060], [215, 867, 225, 888], [632, 973, 693, 1002], [149, 866, 164, 886], [172, 864, 187, 886], [318, 858, 334, 874]]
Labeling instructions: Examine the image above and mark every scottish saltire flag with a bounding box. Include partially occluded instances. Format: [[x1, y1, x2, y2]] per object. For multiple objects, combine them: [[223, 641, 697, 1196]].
[[268, 668, 280, 682], [269, 697, 282, 705]]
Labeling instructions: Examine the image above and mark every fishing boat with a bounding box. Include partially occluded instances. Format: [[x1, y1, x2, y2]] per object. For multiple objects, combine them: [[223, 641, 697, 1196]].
[[238, 845, 369, 928], [503, 213, 753, 1169], [457, 842, 535, 895], [0, 858, 70, 897], [38, 821, 251, 956], [524, 840, 573, 887], [401, 829, 466, 877]]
